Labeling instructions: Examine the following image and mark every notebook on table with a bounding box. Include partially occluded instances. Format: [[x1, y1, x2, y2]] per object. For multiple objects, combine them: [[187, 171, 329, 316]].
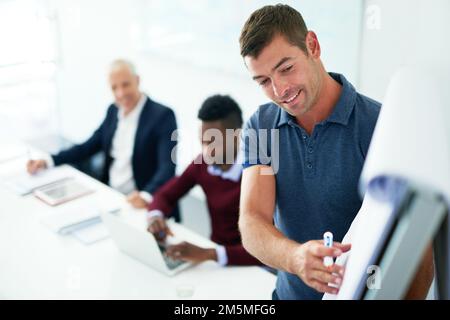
[[33, 178, 94, 206]]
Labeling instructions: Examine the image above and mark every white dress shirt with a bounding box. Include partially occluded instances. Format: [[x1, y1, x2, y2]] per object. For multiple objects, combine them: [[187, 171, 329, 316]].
[[108, 93, 147, 195], [147, 153, 243, 266]]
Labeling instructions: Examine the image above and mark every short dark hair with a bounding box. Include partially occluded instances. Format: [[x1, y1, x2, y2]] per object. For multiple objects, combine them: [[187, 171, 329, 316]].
[[197, 95, 243, 129], [239, 4, 308, 58]]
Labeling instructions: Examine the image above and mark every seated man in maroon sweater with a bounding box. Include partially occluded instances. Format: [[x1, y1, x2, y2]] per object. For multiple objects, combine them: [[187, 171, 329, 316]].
[[146, 94, 261, 266]]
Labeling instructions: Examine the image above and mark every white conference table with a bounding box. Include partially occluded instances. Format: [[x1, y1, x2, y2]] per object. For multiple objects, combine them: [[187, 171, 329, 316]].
[[0, 147, 276, 300]]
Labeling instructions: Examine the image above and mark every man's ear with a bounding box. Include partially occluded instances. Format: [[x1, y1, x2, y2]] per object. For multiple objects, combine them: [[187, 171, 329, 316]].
[[305, 31, 321, 59]]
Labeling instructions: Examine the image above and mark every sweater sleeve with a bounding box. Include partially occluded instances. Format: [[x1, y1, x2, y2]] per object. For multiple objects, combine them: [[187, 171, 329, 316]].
[[224, 244, 263, 266], [147, 158, 200, 217]]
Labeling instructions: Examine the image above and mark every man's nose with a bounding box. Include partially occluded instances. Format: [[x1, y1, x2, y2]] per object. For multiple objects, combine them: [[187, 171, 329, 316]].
[[272, 79, 289, 99], [115, 89, 125, 99]]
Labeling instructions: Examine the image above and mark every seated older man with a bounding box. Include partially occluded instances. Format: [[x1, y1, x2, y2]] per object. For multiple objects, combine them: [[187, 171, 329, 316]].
[[27, 59, 179, 217]]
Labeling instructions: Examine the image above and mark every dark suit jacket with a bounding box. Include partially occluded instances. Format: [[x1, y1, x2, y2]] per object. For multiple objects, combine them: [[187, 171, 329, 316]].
[[52, 97, 180, 219]]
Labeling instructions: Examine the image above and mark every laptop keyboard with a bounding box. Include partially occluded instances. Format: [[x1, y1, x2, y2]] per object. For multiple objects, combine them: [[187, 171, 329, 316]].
[[163, 255, 185, 270], [157, 243, 186, 270]]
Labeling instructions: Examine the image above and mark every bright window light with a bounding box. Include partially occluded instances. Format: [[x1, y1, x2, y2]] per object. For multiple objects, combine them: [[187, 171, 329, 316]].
[[0, 0, 59, 140]]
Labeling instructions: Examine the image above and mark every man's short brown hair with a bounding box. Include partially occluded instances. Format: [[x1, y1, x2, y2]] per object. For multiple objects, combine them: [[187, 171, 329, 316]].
[[239, 4, 309, 58]]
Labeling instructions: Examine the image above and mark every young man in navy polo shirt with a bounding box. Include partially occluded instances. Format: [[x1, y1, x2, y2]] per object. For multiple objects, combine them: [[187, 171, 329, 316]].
[[238, 4, 433, 300]]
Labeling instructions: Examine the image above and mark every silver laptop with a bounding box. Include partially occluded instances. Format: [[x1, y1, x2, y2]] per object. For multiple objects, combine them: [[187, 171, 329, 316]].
[[102, 212, 192, 276]]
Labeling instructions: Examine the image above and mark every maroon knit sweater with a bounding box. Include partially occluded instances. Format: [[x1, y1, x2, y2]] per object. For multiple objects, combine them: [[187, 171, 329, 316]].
[[148, 155, 261, 266]]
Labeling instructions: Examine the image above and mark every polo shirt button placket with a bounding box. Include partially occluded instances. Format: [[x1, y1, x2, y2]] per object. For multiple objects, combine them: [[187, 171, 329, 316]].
[[305, 136, 315, 176]]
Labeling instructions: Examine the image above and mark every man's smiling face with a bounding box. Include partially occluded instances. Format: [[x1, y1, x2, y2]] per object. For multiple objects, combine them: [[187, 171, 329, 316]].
[[245, 33, 322, 117]]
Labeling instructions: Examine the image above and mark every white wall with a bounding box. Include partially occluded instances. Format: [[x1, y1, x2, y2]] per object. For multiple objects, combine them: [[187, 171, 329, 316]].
[[359, 0, 450, 101], [53, 0, 363, 170], [55, 0, 140, 142]]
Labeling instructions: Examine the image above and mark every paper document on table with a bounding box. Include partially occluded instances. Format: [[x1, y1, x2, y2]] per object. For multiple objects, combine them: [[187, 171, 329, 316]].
[[33, 178, 94, 206], [2, 166, 74, 195], [72, 222, 109, 245], [41, 204, 101, 235]]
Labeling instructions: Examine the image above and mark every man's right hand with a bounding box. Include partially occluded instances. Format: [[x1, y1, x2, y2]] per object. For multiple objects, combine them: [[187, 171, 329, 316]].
[[26, 159, 48, 175], [147, 215, 173, 241], [288, 240, 351, 295]]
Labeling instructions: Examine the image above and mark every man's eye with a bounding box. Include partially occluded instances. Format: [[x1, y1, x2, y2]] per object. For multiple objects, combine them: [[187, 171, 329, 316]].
[[282, 65, 293, 73], [259, 79, 269, 87]]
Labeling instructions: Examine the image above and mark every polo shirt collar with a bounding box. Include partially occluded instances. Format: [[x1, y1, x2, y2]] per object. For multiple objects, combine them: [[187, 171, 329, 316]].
[[275, 72, 356, 128], [276, 107, 294, 128], [325, 73, 356, 126]]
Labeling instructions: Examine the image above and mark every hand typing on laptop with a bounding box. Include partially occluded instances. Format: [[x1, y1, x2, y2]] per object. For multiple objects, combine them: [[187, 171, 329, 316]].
[[103, 212, 192, 275], [147, 215, 174, 241], [165, 241, 218, 264], [148, 216, 218, 264]]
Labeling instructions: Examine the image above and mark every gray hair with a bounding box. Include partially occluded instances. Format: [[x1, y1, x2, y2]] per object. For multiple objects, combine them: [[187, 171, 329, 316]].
[[109, 59, 138, 76]]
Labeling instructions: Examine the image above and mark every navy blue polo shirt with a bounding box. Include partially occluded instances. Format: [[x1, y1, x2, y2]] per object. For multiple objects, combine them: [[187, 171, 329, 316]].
[[241, 73, 381, 300]]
